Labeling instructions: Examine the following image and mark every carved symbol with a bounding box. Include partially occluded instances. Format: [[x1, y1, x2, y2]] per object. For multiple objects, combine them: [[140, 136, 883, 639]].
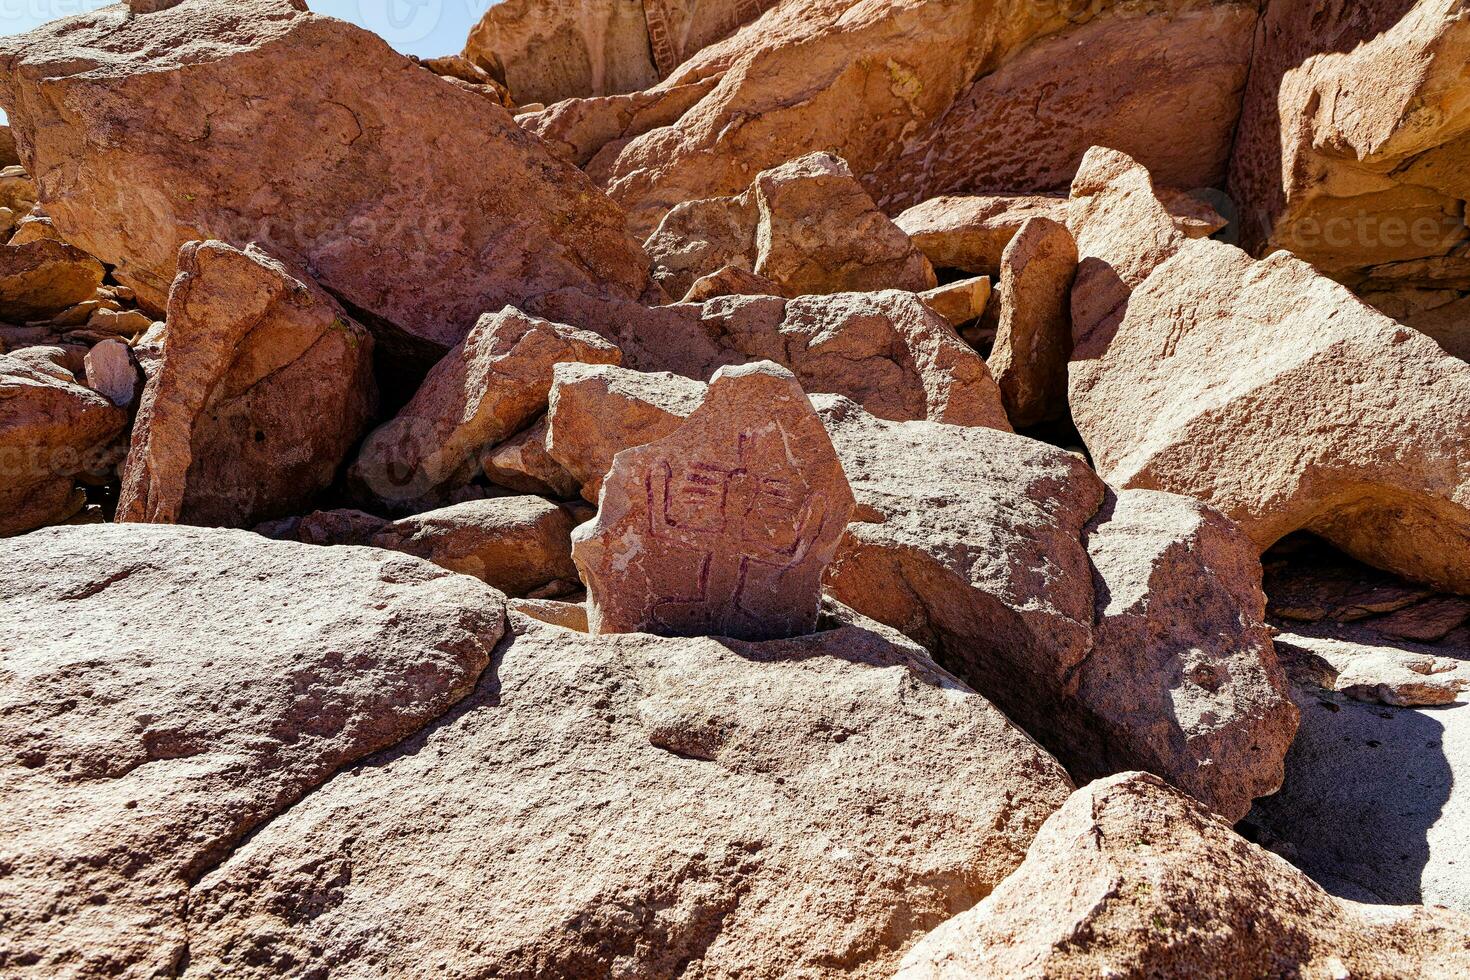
[[642, 0, 681, 78]]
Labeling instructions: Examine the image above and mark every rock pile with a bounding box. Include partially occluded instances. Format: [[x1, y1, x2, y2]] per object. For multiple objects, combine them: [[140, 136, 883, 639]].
[[1, 0, 1468, 975]]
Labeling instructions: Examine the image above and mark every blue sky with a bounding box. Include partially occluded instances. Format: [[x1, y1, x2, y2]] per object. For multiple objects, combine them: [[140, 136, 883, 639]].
[[1, 1, 500, 123]]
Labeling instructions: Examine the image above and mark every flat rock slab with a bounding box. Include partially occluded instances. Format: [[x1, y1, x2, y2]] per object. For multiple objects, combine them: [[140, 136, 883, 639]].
[[185, 608, 1073, 978], [0, 525, 505, 977]]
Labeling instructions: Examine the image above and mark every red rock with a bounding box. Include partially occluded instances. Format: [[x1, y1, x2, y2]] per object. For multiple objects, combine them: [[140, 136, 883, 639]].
[[987, 217, 1076, 428], [480, 417, 580, 500], [918, 276, 991, 328], [81, 338, 140, 408], [0, 239, 104, 322], [117, 241, 376, 528], [574, 362, 855, 640], [679, 264, 782, 303]]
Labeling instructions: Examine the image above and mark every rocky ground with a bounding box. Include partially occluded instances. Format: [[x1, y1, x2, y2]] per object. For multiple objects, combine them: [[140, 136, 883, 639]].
[[1, 1, 1468, 977]]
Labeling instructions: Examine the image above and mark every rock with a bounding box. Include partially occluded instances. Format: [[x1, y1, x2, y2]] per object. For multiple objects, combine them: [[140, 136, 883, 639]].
[[1264, 536, 1435, 624], [184, 605, 1073, 978], [464, 0, 778, 106], [480, 417, 579, 499], [919, 276, 991, 329], [349, 307, 620, 511], [0, 239, 105, 322], [82, 338, 141, 408], [518, 76, 719, 168], [547, 362, 707, 502], [7, 214, 62, 246], [1078, 489, 1297, 821], [1370, 597, 1470, 644], [575, 362, 855, 640], [368, 497, 578, 598], [896, 772, 1470, 979], [987, 217, 1076, 428], [680, 264, 782, 303], [532, 288, 1012, 430], [412, 54, 514, 109], [254, 507, 389, 547], [85, 307, 153, 337], [1068, 149, 1470, 594], [646, 152, 935, 300], [506, 596, 590, 632], [0, 0, 649, 352], [1362, 287, 1470, 362], [0, 351, 126, 536], [116, 241, 376, 528], [0, 165, 35, 213], [0, 123, 18, 168], [1333, 651, 1468, 708], [1229, 1, 1470, 295], [0, 524, 504, 977], [872, 1, 1258, 211]]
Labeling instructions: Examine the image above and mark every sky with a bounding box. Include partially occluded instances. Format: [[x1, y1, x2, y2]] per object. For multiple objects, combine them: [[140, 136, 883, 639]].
[[0, 0, 501, 124]]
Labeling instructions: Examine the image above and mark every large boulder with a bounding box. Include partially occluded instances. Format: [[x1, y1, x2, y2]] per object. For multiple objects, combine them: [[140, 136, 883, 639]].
[[645, 151, 935, 299], [0, 524, 505, 977], [0, 239, 105, 322], [116, 241, 376, 528], [183, 606, 1074, 978], [0, 0, 650, 353], [1068, 148, 1470, 594], [896, 772, 1470, 978], [986, 216, 1076, 428], [0, 351, 126, 535]]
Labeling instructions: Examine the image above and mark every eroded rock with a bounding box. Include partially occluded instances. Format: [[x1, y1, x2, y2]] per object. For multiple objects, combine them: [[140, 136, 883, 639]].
[[0, 239, 105, 322], [987, 216, 1076, 428]]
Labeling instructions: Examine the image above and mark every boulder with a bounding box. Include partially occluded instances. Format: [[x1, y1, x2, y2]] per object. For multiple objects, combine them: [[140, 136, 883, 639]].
[[480, 417, 580, 499], [6, 214, 62, 247], [987, 216, 1076, 428], [255, 507, 389, 547], [0, 0, 649, 353], [184, 606, 1073, 978], [0, 239, 105, 322], [369, 497, 578, 598], [1068, 148, 1470, 594], [547, 362, 707, 501], [680, 264, 783, 303], [0, 524, 504, 977], [116, 241, 376, 528], [506, 596, 591, 632], [0, 123, 18, 168], [918, 276, 991, 328], [82, 338, 141, 408], [574, 362, 855, 640], [896, 772, 1470, 979], [0, 351, 126, 535], [349, 307, 620, 511], [0, 165, 35, 213], [645, 152, 935, 300]]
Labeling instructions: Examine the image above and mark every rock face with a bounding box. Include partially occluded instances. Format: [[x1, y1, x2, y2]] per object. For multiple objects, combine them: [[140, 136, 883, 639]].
[[0, 524, 504, 977], [896, 772, 1470, 979], [0, 351, 126, 536], [369, 497, 579, 598], [0, 0, 650, 352], [1069, 148, 1470, 594], [184, 607, 1074, 978], [349, 307, 620, 510], [117, 241, 376, 528], [645, 152, 935, 300], [481, 417, 579, 499], [987, 216, 1076, 428], [0, 239, 105, 321], [871, 1, 1258, 211], [465, 0, 778, 105], [575, 362, 855, 640]]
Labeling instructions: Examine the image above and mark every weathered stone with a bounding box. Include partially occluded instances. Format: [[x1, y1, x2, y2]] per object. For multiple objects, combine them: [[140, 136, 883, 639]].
[[368, 497, 578, 598], [255, 507, 389, 547], [0, 165, 34, 214], [82, 338, 140, 408], [1069, 148, 1470, 594], [86, 307, 153, 337], [0, 124, 18, 168], [918, 276, 990, 328], [1362, 287, 1470, 362], [646, 152, 935, 300], [897, 772, 1470, 979], [0, 351, 125, 536], [7, 214, 62, 246], [0, 0, 650, 352], [546, 361, 707, 502], [349, 307, 620, 510], [480, 417, 579, 499], [0, 239, 105, 322], [680, 264, 782, 303], [575, 362, 855, 640], [0, 524, 504, 977], [117, 241, 376, 528], [506, 596, 590, 632], [987, 216, 1076, 428], [184, 605, 1073, 978]]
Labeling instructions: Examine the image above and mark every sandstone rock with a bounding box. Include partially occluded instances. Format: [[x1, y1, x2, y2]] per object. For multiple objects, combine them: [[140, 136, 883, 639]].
[[369, 497, 578, 598], [465, 0, 778, 106], [412, 54, 514, 110], [918, 276, 991, 329], [255, 507, 389, 547], [1362, 287, 1470, 362], [1332, 650, 1469, 708], [680, 264, 782, 303], [0, 239, 105, 322], [7, 214, 63, 246], [987, 216, 1076, 428], [518, 77, 719, 169], [480, 417, 579, 499], [86, 307, 153, 337], [117, 241, 376, 528], [184, 605, 1073, 978], [1068, 149, 1470, 594], [0, 123, 18, 168], [349, 307, 619, 510], [506, 596, 590, 632], [575, 362, 854, 640], [0, 351, 126, 536], [82, 338, 141, 408], [0, 524, 504, 977], [1078, 489, 1297, 820], [0, 165, 35, 214], [646, 152, 935, 300], [897, 772, 1470, 979], [0, 0, 649, 352], [547, 361, 707, 501]]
